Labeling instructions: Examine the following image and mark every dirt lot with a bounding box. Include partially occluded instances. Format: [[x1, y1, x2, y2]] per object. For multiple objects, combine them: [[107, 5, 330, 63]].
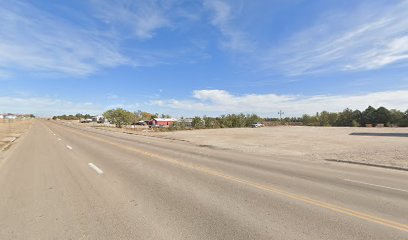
[[0, 119, 32, 151], [151, 126, 408, 169], [62, 120, 408, 169]]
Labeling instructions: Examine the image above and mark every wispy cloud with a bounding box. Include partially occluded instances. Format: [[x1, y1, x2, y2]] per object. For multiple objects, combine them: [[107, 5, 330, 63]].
[[260, 1, 408, 76], [0, 96, 103, 116], [204, 0, 253, 52], [91, 0, 171, 40], [151, 89, 408, 116], [0, 1, 209, 77], [0, 1, 129, 77]]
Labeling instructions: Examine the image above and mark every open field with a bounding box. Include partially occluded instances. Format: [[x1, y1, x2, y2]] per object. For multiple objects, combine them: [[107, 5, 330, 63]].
[[60, 120, 408, 169], [0, 119, 32, 151], [150, 126, 408, 169]]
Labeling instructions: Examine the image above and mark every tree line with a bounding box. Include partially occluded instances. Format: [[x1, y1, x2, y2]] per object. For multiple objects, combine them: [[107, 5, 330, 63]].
[[271, 106, 408, 127], [53, 106, 408, 129], [172, 114, 263, 130], [52, 113, 92, 120]]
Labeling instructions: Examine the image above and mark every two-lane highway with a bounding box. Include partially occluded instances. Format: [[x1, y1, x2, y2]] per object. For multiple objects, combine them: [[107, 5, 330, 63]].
[[0, 120, 407, 239]]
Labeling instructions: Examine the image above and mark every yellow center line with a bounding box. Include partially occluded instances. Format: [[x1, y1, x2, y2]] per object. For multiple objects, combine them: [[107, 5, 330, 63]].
[[54, 123, 408, 233]]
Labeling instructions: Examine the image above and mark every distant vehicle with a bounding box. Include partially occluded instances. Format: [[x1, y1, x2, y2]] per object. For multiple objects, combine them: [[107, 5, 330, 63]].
[[92, 115, 105, 123], [80, 118, 92, 123], [135, 121, 146, 125], [251, 122, 264, 128]]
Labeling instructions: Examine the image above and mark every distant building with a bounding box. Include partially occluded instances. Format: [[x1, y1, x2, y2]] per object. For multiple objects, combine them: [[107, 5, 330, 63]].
[[4, 114, 17, 119], [148, 118, 177, 127], [178, 118, 193, 128], [0, 113, 34, 120], [91, 115, 105, 123]]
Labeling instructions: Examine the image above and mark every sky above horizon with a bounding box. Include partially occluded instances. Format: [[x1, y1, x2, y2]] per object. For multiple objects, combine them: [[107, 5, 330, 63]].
[[1, 0, 408, 117]]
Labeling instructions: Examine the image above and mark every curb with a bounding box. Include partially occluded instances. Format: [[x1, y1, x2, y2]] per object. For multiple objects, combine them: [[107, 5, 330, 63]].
[[325, 159, 408, 172]]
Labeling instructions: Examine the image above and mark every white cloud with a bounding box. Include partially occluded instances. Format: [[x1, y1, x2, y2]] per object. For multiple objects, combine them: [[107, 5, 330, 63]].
[[204, 0, 253, 52], [0, 1, 129, 77], [92, 0, 171, 40], [150, 89, 408, 116], [0, 97, 104, 117], [261, 1, 408, 76]]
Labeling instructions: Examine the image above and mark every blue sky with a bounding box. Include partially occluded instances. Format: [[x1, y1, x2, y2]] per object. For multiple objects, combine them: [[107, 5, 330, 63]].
[[1, 0, 408, 117]]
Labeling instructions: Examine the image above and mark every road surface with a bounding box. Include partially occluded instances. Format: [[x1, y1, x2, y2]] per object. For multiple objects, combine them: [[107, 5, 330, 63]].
[[0, 120, 407, 239]]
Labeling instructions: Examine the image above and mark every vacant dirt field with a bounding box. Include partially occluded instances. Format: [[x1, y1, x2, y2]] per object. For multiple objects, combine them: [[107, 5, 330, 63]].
[[151, 126, 408, 168], [0, 119, 32, 151], [59, 120, 408, 169]]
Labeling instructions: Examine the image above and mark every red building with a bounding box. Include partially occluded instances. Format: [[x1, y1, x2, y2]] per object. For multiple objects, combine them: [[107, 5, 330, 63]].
[[148, 118, 177, 127]]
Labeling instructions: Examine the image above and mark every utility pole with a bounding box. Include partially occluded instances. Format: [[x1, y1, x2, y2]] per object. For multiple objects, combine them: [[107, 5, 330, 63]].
[[278, 110, 284, 121]]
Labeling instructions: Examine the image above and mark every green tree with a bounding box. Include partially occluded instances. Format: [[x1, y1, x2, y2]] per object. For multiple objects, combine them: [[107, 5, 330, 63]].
[[389, 109, 404, 125], [375, 106, 391, 125], [336, 108, 353, 126], [302, 114, 319, 126], [203, 116, 219, 128], [319, 111, 335, 126], [103, 108, 136, 128], [351, 110, 362, 126], [192, 116, 205, 129], [362, 106, 376, 126], [245, 114, 263, 127]]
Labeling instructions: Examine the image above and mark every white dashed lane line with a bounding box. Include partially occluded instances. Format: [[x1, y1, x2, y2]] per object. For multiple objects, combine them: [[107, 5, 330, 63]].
[[66, 145, 73, 150], [344, 179, 408, 193], [88, 163, 104, 175]]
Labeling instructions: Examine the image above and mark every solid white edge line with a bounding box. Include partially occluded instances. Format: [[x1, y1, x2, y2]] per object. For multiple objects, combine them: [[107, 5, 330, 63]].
[[66, 145, 73, 150], [88, 163, 104, 175], [344, 179, 408, 193]]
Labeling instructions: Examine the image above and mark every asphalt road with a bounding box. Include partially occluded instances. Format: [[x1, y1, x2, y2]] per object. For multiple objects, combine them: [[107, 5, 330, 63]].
[[0, 120, 407, 239]]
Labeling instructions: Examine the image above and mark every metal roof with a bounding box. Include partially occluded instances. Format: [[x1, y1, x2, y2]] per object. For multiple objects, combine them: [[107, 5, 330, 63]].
[[153, 118, 178, 121]]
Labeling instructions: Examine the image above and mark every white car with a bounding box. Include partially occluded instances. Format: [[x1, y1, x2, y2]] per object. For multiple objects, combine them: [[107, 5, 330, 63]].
[[251, 122, 264, 128]]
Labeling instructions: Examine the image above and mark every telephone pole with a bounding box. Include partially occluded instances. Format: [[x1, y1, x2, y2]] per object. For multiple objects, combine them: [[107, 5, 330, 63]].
[[278, 110, 284, 121]]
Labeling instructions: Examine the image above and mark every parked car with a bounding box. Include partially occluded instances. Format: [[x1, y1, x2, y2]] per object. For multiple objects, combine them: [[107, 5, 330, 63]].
[[251, 122, 264, 128], [80, 118, 92, 123], [135, 121, 146, 125]]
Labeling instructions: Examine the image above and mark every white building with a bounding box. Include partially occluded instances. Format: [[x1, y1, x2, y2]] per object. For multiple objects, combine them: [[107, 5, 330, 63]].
[[5, 114, 17, 119], [92, 115, 105, 123]]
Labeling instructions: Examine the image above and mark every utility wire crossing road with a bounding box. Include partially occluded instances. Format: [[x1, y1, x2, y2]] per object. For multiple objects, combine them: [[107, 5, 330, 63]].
[[0, 121, 407, 239]]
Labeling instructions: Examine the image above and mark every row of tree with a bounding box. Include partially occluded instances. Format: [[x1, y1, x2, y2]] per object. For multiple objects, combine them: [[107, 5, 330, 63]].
[[280, 106, 408, 127], [52, 113, 92, 120], [53, 106, 408, 129], [172, 114, 263, 130]]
